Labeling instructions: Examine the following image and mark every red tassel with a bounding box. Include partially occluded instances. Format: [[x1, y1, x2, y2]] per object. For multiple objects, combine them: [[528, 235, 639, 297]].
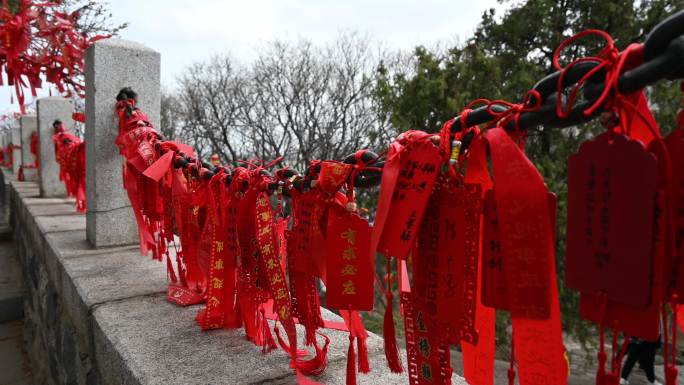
[[507, 368, 516, 385], [296, 370, 324, 385], [666, 366, 678, 385], [508, 340, 516, 385], [254, 309, 265, 346], [261, 309, 277, 354], [305, 326, 317, 346], [596, 350, 606, 385], [383, 291, 403, 373], [275, 326, 331, 376], [274, 325, 308, 357], [357, 335, 370, 373], [347, 335, 357, 385]]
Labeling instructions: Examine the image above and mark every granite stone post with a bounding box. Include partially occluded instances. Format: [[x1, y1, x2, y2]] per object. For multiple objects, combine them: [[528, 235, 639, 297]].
[[85, 39, 160, 247], [36, 97, 71, 197], [20, 115, 38, 181], [11, 120, 21, 175]]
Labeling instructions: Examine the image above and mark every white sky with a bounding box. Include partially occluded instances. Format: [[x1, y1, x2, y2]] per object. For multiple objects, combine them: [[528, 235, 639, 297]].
[[0, 0, 501, 113]]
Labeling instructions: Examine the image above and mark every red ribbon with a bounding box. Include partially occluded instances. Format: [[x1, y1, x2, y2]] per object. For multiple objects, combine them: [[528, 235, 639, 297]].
[[53, 122, 85, 211]]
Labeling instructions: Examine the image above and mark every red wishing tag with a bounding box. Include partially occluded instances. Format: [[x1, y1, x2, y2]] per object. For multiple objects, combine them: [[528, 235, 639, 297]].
[[484, 127, 553, 318], [317, 161, 352, 194], [566, 131, 657, 308], [461, 237, 496, 385], [413, 176, 481, 344], [647, 139, 676, 301], [289, 189, 326, 278], [167, 283, 204, 307], [326, 207, 374, 311], [374, 133, 441, 260], [401, 292, 452, 385], [482, 190, 557, 312], [509, 195, 567, 385], [665, 129, 684, 298], [580, 188, 665, 340], [481, 189, 505, 310], [143, 150, 174, 182]]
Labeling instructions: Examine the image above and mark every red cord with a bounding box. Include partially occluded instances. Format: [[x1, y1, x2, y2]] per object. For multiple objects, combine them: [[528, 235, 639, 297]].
[[553, 29, 619, 119]]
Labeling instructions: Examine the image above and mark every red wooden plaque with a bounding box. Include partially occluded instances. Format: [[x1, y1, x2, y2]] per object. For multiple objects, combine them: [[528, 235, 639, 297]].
[[377, 139, 441, 259], [326, 208, 374, 310], [566, 131, 657, 308]]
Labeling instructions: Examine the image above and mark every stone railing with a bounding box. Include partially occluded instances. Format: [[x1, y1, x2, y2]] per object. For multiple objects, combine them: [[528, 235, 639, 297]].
[[7, 170, 420, 384], [2, 38, 467, 385]]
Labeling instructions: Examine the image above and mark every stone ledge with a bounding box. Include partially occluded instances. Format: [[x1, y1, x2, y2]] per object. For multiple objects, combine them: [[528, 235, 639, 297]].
[[4, 168, 466, 385]]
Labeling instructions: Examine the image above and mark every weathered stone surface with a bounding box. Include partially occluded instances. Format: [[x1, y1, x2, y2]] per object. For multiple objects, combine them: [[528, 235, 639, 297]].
[[14, 187, 40, 198], [63, 249, 167, 307], [85, 39, 160, 248], [34, 215, 86, 234], [26, 201, 80, 217], [11, 121, 21, 175], [92, 295, 379, 385], [45, 230, 139, 260], [58, 248, 168, 357], [0, 321, 32, 385], [37, 97, 72, 197], [19, 115, 38, 182], [0, 240, 23, 322]]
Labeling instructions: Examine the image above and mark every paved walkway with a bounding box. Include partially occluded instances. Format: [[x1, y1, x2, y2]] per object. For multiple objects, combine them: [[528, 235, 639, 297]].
[[0, 320, 31, 385], [0, 199, 32, 385]]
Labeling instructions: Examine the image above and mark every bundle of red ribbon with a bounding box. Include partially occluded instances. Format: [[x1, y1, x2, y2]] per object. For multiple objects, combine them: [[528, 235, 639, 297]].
[[53, 120, 85, 212], [0, 0, 109, 113], [17, 130, 37, 181]]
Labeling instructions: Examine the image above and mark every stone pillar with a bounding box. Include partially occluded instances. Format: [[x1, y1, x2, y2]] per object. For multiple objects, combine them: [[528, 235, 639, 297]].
[[20, 115, 38, 181], [36, 97, 71, 197], [11, 121, 21, 175], [85, 39, 160, 247]]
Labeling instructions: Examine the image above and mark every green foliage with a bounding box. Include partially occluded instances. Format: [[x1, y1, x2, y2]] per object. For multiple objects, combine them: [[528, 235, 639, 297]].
[[374, 0, 683, 349]]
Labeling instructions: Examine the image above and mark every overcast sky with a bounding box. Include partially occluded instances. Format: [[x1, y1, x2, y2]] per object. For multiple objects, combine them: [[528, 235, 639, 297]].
[[0, 0, 501, 113]]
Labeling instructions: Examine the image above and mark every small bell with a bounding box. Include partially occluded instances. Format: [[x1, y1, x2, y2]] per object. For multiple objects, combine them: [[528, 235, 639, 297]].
[[449, 140, 462, 166]]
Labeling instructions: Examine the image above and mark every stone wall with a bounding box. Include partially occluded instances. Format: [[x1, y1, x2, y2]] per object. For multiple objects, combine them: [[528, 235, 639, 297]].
[[5, 168, 466, 385], [10, 177, 96, 385]]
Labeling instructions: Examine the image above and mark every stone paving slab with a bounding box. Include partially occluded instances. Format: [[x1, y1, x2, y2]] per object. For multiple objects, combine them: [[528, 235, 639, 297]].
[[13, 188, 39, 198], [45, 230, 140, 260], [92, 294, 441, 385], [0, 241, 23, 322], [56, 241, 169, 352], [0, 321, 32, 385], [22, 197, 76, 205], [26, 202, 81, 217], [63, 249, 168, 307], [34, 214, 86, 233]]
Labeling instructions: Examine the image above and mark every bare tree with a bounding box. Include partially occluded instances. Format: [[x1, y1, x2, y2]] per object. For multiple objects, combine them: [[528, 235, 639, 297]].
[[176, 56, 248, 163], [166, 33, 393, 170], [160, 89, 182, 141]]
